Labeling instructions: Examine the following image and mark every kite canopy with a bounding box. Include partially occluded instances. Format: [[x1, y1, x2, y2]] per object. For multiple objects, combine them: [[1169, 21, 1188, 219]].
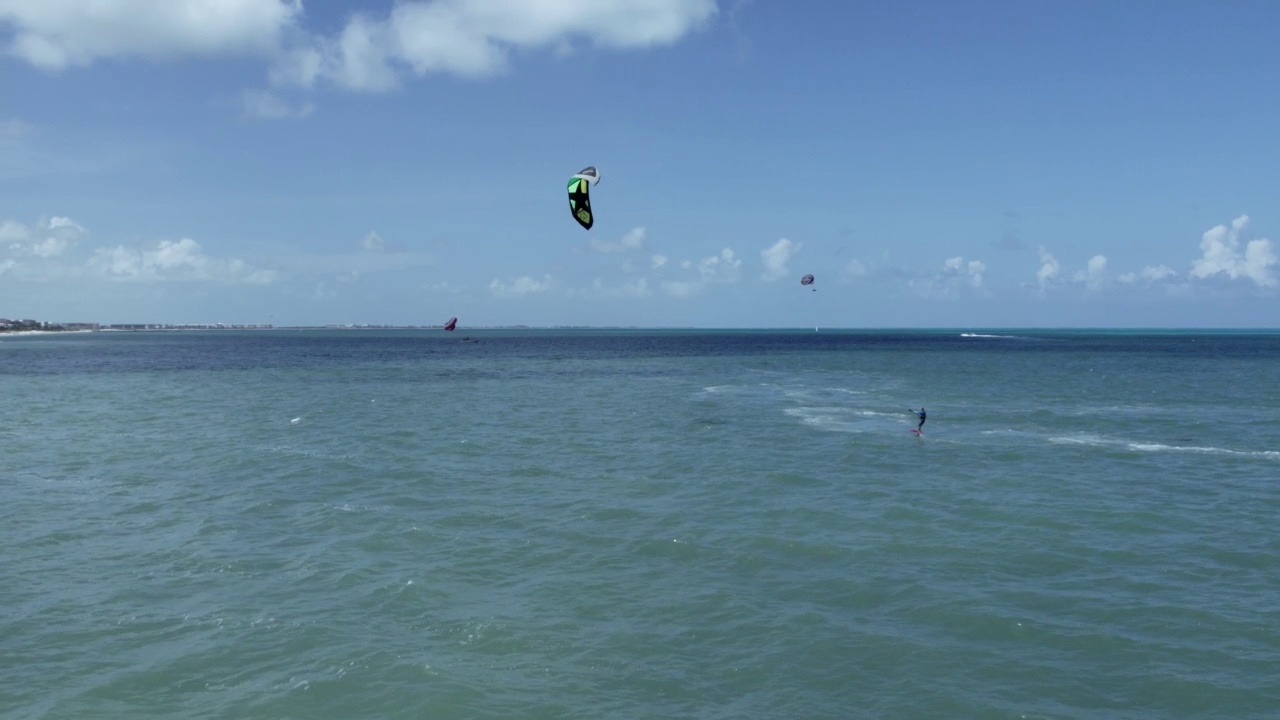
[[444, 317, 457, 331], [800, 274, 815, 286], [568, 166, 600, 230]]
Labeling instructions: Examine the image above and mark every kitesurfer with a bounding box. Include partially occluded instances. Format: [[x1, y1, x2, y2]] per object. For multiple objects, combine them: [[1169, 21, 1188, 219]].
[[912, 407, 926, 433]]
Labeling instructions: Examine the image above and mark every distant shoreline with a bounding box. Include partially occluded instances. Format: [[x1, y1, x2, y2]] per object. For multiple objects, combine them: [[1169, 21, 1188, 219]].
[[3, 326, 1279, 335], [0, 329, 97, 337]]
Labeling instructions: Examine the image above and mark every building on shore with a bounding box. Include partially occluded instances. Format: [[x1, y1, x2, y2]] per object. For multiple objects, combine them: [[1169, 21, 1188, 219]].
[[0, 318, 99, 332]]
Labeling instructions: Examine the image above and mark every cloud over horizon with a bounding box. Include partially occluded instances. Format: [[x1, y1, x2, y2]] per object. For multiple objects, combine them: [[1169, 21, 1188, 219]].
[[1190, 214, 1276, 288], [1035, 246, 1061, 296], [489, 273, 558, 298], [698, 247, 741, 281], [1075, 254, 1107, 292], [1, 215, 85, 259], [590, 226, 646, 253], [908, 255, 988, 300], [760, 237, 800, 282], [90, 238, 277, 285], [0, 214, 442, 301], [1118, 265, 1176, 285]]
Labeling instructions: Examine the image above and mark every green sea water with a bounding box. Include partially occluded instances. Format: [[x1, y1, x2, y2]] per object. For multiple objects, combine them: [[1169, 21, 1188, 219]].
[[3, 329, 1278, 719]]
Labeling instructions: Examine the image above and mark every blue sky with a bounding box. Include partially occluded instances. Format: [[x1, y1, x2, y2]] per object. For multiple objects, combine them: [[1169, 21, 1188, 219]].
[[2, 0, 1277, 328]]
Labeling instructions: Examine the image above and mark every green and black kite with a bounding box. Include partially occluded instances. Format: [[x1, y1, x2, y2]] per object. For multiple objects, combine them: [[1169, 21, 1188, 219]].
[[567, 166, 600, 230]]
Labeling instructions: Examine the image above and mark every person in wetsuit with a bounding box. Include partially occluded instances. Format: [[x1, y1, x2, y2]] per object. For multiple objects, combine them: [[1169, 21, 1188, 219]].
[[912, 407, 926, 432]]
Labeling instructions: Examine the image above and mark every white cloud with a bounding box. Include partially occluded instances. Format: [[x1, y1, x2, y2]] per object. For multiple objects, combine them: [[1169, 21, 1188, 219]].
[[651, 253, 667, 270], [3, 1, 717, 102], [360, 231, 385, 252], [1036, 245, 1061, 295], [1118, 265, 1177, 284], [0, 214, 86, 258], [31, 236, 70, 258], [1, 215, 434, 294], [89, 237, 277, 285], [270, 41, 325, 89], [760, 237, 800, 281], [47, 216, 83, 233], [0, 0, 302, 70], [33, 215, 85, 257], [0, 219, 30, 243], [489, 273, 557, 298], [653, 248, 741, 298], [843, 258, 868, 278], [1190, 214, 1276, 288], [241, 89, 314, 120], [274, 12, 400, 92], [969, 260, 986, 288], [1074, 254, 1106, 291], [911, 255, 988, 299], [274, 0, 719, 92], [0, 219, 28, 243], [698, 247, 741, 281], [590, 226, 646, 253], [944, 256, 987, 290]]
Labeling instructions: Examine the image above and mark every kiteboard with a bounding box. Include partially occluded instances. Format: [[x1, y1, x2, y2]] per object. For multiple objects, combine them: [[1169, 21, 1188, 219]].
[[910, 429, 923, 436]]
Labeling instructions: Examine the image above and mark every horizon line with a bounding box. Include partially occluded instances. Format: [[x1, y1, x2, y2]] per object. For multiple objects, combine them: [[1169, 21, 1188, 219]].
[[8, 324, 1280, 333]]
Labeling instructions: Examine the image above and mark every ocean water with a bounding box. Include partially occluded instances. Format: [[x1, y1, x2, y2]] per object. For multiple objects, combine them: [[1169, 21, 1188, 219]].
[[2, 329, 1278, 719]]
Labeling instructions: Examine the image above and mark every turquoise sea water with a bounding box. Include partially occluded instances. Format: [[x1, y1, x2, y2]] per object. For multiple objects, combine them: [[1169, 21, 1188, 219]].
[[3, 329, 1279, 719]]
